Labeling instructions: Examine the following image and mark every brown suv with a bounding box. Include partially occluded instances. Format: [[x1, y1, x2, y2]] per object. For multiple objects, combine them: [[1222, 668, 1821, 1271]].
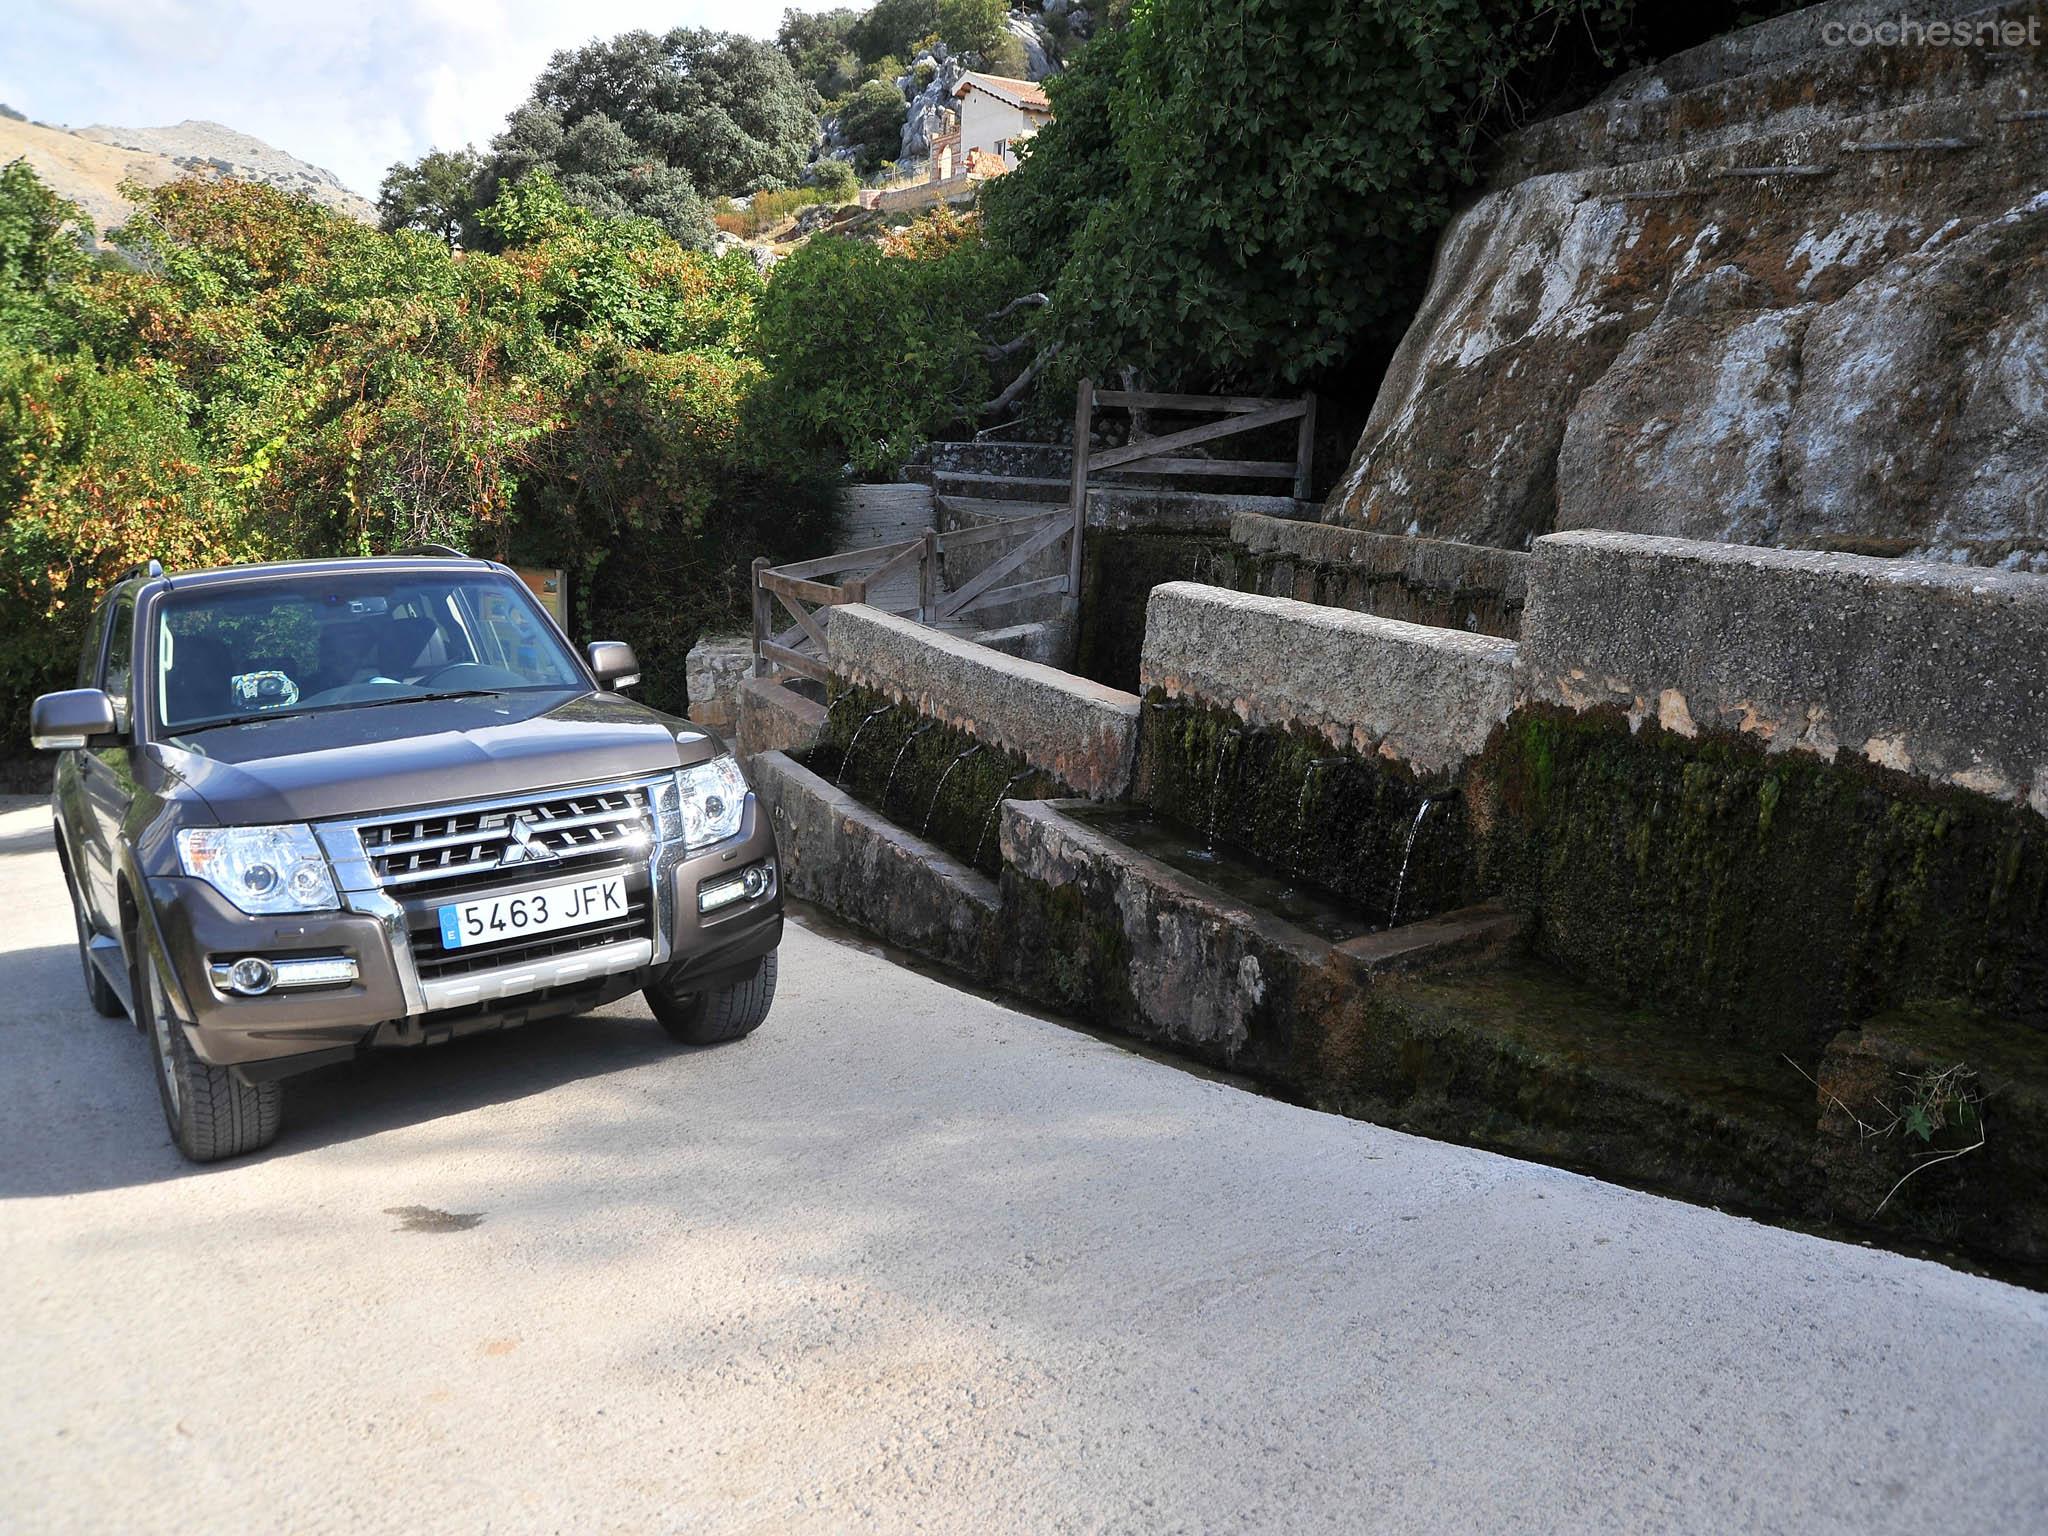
[[32, 553, 781, 1161]]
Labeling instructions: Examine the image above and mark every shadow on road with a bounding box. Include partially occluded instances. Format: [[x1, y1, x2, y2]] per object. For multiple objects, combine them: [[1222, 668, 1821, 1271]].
[[1, 945, 683, 1199]]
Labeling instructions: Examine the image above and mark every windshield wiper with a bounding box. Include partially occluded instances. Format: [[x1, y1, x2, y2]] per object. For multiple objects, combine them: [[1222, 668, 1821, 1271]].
[[326, 688, 509, 712], [170, 689, 509, 736]]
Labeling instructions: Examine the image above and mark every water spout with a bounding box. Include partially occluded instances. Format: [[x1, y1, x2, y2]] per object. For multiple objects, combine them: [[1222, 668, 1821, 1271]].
[[836, 705, 893, 789], [973, 771, 1037, 865], [1388, 797, 1435, 925], [923, 745, 984, 837], [880, 721, 937, 815], [1204, 728, 1245, 851]]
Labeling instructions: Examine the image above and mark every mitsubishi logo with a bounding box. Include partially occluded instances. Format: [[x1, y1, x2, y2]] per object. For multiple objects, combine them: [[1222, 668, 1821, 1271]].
[[499, 816, 558, 866]]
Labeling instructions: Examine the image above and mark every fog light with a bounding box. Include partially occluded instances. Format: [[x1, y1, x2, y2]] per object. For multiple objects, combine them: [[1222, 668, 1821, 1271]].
[[698, 861, 774, 913], [225, 956, 276, 995], [209, 954, 358, 995]]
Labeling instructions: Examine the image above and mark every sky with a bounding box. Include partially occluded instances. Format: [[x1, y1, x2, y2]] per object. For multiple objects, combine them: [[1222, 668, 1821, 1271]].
[[0, 1, 841, 201]]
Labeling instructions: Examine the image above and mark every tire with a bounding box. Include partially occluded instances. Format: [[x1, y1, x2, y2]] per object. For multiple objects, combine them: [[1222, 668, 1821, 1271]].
[[136, 943, 282, 1162], [67, 866, 123, 1019], [647, 950, 777, 1046]]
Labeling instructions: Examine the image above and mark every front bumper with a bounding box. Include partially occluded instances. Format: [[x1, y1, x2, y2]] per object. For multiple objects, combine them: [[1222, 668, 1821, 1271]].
[[151, 777, 782, 1074]]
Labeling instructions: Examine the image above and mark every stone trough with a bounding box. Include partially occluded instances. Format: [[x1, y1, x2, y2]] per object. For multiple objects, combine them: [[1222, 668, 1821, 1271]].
[[740, 530, 2048, 1275]]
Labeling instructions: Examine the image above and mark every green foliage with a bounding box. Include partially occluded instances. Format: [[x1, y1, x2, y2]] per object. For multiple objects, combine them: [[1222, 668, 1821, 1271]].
[[777, 7, 864, 97], [938, 0, 1009, 60], [806, 159, 861, 202], [0, 160, 91, 353], [376, 147, 486, 248], [751, 221, 1026, 475], [851, 0, 940, 66], [0, 165, 836, 739], [483, 27, 815, 244], [983, 0, 1764, 391], [835, 79, 910, 172]]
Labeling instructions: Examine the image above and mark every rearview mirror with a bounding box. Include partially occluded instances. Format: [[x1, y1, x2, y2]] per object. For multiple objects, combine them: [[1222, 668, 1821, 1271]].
[[586, 641, 640, 691], [31, 688, 119, 750]]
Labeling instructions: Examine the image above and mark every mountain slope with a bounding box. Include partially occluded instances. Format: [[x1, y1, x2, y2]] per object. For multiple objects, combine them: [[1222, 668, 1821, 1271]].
[[0, 114, 374, 237]]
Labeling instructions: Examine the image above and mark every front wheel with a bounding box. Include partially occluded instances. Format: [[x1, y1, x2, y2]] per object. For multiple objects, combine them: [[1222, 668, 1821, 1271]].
[[137, 945, 282, 1162], [646, 951, 777, 1046]]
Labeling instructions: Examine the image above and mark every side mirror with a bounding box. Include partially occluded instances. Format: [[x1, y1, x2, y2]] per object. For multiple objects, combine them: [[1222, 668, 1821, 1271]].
[[31, 688, 119, 750], [586, 641, 641, 691]]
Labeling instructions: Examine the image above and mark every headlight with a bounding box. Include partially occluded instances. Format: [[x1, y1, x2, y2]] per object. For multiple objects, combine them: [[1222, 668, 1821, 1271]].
[[176, 825, 339, 914], [674, 756, 750, 850]]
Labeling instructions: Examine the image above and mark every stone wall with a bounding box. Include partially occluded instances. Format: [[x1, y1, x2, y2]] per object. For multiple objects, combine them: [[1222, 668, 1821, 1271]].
[[1519, 531, 2048, 814], [826, 605, 1141, 799], [1220, 513, 1528, 638], [1139, 583, 1516, 780]]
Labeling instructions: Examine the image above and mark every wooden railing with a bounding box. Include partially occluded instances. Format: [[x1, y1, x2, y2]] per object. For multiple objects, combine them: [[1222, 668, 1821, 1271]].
[[751, 380, 1314, 680], [751, 508, 1078, 680]]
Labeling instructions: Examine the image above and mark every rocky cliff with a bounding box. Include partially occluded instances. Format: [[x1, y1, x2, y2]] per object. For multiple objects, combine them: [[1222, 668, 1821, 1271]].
[[1325, 0, 2047, 571], [0, 115, 374, 237]]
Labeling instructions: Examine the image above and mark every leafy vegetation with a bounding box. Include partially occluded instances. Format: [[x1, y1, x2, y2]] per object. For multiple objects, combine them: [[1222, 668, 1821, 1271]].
[[983, 0, 1793, 392], [0, 167, 837, 734], [753, 211, 1027, 476]]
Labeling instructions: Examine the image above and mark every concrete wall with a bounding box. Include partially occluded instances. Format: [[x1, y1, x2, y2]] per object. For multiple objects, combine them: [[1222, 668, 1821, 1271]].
[[1139, 583, 1517, 780], [827, 604, 1141, 799], [1519, 532, 2048, 814], [1222, 513, 1528, 639]]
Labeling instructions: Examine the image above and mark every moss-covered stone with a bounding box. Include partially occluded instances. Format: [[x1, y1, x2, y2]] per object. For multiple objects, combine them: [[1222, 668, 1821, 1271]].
[[1135, 692, 1484, 926], [807, 682, 1062, 877], [1477, 707, 2048, 1050]]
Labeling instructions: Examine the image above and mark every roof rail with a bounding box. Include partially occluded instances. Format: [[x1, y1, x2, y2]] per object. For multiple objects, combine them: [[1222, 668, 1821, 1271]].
[[118, 558, 165, 581], [394, 543, 469, 559]]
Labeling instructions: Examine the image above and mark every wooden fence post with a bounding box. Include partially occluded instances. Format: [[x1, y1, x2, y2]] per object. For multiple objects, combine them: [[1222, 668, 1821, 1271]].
[[1293, 390, 1319, 503], [1067, 378, 1094, 611], [750, 556, 768, 677], [918, 526, 938, 624]]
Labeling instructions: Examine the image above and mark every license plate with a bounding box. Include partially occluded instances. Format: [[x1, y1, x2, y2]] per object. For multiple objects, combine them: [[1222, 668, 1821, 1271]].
[[437, 873, 629, 950]]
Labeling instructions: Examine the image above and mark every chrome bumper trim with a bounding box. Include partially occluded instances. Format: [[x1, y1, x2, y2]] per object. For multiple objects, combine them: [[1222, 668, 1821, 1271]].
[[418, 937, 654, 1013]]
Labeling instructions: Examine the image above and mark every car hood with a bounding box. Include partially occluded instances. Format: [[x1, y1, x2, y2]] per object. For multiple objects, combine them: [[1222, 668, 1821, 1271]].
[[158, 689, 722, 825]]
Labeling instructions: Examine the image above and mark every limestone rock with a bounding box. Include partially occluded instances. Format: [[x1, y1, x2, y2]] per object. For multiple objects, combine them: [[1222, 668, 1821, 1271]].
[[1326, 0, 2048, 571]]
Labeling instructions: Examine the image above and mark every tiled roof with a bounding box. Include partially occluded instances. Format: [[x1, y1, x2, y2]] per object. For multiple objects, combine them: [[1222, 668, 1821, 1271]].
[[952, 72, 1052, 113]]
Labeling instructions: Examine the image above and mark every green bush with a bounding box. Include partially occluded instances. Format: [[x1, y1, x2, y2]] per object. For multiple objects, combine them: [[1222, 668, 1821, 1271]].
[[750, 222, 1028, 476], [835, 78, 910, 171], [983, 0, 1786, 392], [0, 166, 835, 741], [807, 159, 862, 202]]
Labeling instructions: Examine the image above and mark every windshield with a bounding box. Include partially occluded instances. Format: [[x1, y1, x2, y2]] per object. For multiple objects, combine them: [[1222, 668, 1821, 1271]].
[[153, 570, 587, 733]]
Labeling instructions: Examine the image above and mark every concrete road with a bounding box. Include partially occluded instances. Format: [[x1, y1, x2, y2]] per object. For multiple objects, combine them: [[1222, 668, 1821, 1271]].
[[4, 794, 2045, 1536]]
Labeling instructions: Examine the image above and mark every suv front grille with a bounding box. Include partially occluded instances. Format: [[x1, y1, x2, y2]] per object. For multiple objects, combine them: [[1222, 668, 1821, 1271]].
[[359, 786, 655, 896]]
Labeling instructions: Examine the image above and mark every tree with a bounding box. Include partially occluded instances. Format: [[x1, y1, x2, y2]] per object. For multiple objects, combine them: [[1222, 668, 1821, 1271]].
[[0, 160, 90, 352], [851, 0, 939, 66], [751, 224, 1027, 475], [489, 107, 714, 247], [938, 0, 1009, 63], [777, 7, 863, 97], [376, 147, 485, 247], [482, 27, 817, 244], [835, 79, 909, 172]]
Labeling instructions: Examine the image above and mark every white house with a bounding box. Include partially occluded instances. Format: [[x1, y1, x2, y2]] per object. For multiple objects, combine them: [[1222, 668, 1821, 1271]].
[[950, 72, 1052, 171]]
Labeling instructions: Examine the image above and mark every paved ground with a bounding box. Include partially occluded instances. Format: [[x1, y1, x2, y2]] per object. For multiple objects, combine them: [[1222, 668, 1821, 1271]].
[[4, 794, 2046, 1535]]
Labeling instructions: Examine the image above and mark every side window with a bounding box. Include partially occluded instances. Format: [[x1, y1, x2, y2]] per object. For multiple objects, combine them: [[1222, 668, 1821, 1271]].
[[76, 604, 109, 687], [101, 598, 136, 733]]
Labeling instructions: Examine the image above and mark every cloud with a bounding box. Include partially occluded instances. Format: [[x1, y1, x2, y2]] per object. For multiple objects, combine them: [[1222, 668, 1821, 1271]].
[[0, 0, 827, 198]]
